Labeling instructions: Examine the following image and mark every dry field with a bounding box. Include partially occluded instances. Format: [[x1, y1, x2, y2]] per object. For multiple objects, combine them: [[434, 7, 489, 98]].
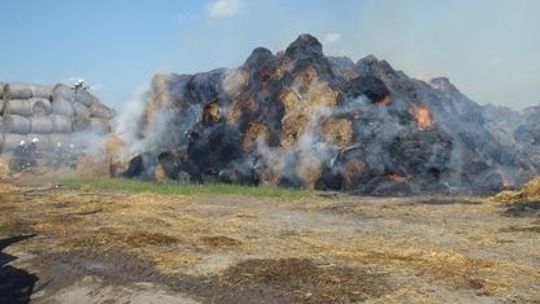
[[0, 176, 538, 304]]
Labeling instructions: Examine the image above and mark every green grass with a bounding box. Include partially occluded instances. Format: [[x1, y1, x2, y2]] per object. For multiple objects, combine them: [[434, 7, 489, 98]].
[[59, 177, 309, 199]]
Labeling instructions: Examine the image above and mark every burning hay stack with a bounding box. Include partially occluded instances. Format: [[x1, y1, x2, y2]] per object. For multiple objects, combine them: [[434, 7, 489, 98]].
[[124, 34, 540, 195], [0, 82, 114, 153]]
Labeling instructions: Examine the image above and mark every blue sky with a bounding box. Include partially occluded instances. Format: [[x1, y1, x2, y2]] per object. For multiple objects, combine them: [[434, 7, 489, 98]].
[[0, 0, 538, 109]]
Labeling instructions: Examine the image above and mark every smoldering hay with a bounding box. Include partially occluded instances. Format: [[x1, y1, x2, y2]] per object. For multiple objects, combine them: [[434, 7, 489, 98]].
[[118, 34, 540, 195]]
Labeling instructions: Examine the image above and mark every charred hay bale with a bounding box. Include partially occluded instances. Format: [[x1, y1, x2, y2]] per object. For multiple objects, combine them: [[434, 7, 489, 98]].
[[156, 149, 193, 181], [242, 122, 270, 152], [341, 159, 368, 189], [368, 176, 413, 196], [387, 130, 453, 184], [346, 76, 390, 104], [5, 98, 51, 117], [187, 123, 243, 176], [320, 118, 352, 148], [4, 115, 31, 134], [3, 83, 53, 100], [122, 152, 159, 180], [0, 99, 4, 114]]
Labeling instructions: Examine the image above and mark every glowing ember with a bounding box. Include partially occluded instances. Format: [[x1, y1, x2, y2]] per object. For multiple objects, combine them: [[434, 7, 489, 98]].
[[386, 173, 408, 183], [376, 95, 391, 106], [413, 106, 434, 130]]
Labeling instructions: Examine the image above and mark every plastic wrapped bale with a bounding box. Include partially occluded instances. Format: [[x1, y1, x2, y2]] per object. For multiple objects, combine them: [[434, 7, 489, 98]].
[[89, 101, 114, 119], [52, 84, 75, 102], [30, 116, 55, 134], [3, 83, 53, 100], [72, 117, 90, 132], [51, 115, 73, 133], [2, 133, 28, 152], [73, 102, 90, 119], [5, 98, 51, 117], [88, 118, 110, 134], [51, 97, 75, 117], [74, 89, 99, 107], [4, 115, 31, 134]]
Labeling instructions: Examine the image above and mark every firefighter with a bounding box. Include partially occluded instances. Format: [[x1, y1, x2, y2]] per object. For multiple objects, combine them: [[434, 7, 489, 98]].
[[48, 142, 65, 169], [27, 138, 40, 167], [11, 140, 28, 171], [67, 144, 78, 169]]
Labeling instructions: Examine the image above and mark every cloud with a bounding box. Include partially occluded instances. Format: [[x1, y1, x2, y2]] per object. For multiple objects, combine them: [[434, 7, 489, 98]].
[[207, 0, 243, 18], [323, 32, 341, 44]]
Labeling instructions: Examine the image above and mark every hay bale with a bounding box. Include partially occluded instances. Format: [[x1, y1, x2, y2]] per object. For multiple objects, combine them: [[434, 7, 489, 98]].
[[88, 118, 110, 134], [242, 122, 270, 152], [0, 81, 4, 98], [51, 115, 73, 133], [88, 101, 114, 119], [30, 116, 54, 134], [2, 133, 28, 152], [4, 115, 31, 134], [52, 84, 75, 103], [73, 102, 90, 119], [321, 118, 352, 148], [26, 115, 72, 134], [3, 83, 53, 100], [72, 117, 90, 132], [29, 115, 73, 134], [75, 89, 99, 107], [5, 98, 51, 117], [0, 99, 4, 114], [51, 97, 75, 117]]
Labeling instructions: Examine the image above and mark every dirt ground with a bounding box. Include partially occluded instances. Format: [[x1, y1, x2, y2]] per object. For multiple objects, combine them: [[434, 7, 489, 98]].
[[0, 179, 538, 304]]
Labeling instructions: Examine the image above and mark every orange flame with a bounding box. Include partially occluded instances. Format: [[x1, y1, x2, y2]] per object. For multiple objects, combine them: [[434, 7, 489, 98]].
[[376, 95, 391, 106], [412, 106, 434, 130]]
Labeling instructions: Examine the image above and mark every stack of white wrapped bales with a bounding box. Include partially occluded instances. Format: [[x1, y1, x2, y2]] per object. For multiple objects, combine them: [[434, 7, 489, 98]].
[[0, 82, 114, 153]]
